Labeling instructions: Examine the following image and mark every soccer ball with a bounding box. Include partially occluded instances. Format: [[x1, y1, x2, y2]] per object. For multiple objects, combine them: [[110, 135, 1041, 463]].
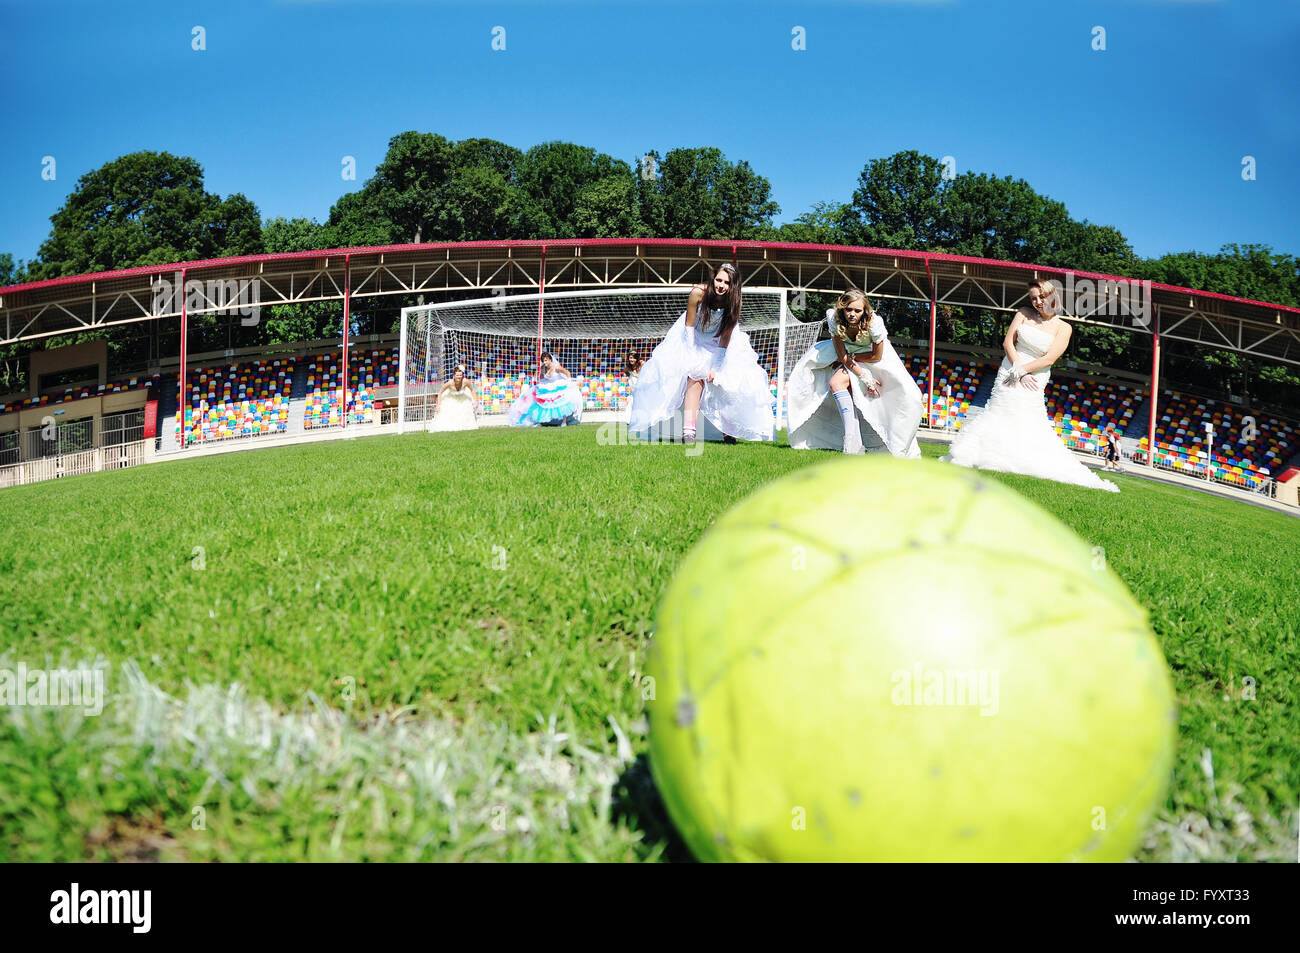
[[647, 457, 1175, 861]]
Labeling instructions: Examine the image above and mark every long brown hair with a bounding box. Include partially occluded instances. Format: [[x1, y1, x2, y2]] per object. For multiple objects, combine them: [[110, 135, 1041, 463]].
[[701, 263, 743, 341]]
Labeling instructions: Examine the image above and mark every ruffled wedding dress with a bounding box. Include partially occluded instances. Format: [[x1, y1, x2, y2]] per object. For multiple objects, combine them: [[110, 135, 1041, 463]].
[[628, 307, 774, 442]]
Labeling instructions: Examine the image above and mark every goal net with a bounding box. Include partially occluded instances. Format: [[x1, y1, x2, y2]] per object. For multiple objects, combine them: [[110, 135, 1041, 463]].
[[398, 287, 820, 430]]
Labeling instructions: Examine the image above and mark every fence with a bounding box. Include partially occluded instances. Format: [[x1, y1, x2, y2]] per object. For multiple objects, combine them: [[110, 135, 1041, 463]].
[[18, 416, 95, 460], [0, 439, 151, 488], [1130, 448, 1277, 498], [102, 409, 144, 447]]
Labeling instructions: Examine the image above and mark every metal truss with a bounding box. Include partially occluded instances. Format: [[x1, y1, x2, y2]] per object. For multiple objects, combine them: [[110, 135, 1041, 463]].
[[4, 241, 1299, 366]]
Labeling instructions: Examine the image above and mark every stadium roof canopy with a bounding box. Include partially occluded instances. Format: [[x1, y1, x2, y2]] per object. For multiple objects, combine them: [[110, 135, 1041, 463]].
[[2, 238, 1299, 366]]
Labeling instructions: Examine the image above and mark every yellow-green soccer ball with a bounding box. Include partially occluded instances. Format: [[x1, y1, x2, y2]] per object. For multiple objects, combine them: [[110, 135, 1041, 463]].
[[647, 457, 1175, 861]]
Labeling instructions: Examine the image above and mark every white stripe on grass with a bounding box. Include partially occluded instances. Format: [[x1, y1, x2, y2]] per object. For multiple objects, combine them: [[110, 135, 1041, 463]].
[[1140, 747, 1298, 862], [3, 656, 641, 861]]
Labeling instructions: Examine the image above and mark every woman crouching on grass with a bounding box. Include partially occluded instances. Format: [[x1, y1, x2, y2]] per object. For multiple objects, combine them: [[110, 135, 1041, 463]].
[[786, 289, 923, 456], [509, 352, 583, 427], [429, 363, 478, 432]]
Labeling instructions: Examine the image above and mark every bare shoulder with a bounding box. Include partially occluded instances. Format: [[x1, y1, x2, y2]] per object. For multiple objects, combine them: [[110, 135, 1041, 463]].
[[1054, 318, 1073, 339]]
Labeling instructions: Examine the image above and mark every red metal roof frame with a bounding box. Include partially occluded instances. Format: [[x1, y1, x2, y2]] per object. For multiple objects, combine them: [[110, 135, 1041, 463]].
[[4, 237, 1299, 317]]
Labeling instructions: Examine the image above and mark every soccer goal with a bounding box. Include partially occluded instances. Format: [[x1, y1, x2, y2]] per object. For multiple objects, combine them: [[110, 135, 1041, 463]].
[[398, 286, 820, 430]]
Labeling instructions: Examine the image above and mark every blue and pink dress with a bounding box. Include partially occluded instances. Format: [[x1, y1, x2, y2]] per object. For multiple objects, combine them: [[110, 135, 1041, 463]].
[[509, 372, 583, 427]]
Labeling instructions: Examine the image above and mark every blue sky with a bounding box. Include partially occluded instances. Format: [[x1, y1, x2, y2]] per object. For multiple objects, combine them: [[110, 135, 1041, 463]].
[[2, 0, 1298, 266]]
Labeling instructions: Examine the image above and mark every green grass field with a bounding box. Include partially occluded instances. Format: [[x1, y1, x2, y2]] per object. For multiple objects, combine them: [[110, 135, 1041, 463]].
[[1, 426, 1296, 861]]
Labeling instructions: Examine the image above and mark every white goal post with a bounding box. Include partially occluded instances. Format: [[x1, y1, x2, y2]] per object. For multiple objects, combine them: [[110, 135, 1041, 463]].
[[398, 286, 820, 431]]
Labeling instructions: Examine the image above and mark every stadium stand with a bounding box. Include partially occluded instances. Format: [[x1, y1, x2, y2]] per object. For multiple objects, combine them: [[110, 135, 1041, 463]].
[[1136, 389, 1297, 489], [303, 348, 398, 428], [1045, 377, 1144, 454], [1, 374, 159, 416], [177, 358, 294, 443], [902, 353, 993, 429]]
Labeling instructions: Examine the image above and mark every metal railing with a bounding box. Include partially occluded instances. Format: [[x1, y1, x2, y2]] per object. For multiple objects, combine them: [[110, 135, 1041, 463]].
[[176, 419, 290, 444], [102, 409, 145, 447], [402, 399, 435, 425], [0, 439, 151, 489], [1131, 448, 1277, 497], [20, 416, 95, 460]]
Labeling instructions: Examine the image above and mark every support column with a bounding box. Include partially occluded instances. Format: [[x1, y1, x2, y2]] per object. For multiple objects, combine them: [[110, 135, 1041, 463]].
[[535, 246, 547, 374], [398, 309, 408, 435], [179, 267, 188, 449], [776, 288, 788, 435], [1147, 309, 1160, 469], [924, 258, 937, 428], [342, 254, 351, 428]]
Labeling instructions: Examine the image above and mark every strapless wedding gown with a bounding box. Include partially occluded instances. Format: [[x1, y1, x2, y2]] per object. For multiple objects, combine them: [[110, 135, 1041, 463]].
[[942, 321, 1118, 492], [430, 384, 477, 432]]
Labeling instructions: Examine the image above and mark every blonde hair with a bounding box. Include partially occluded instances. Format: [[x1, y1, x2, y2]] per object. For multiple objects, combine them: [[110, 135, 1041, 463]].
[[831, 289, 876, 342], [1028, 279, 1062, 317]]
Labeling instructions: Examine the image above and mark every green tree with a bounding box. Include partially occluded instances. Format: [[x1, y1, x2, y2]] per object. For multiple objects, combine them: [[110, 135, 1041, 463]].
[[430, 163, 523, 241], [943, 172, 1070, 263], [255, 218, 340, 345], [328, 132, 532, 244], [1145, 243, 1298, 307], [634, 150, 666, 237], [775, 201, 855, 245], [31, 151, 262, 279], [515, 141, 631, 238], [1056, 221, 1139, 276], [717, 159, 780, 239], [570, 175, 644, 238], [262, 216, 330, 255], [848, 150, 951, 249], [329, 131, 454, 245], [0, 253, 26, 286], [638, 147, 779, 240], [0, 255, 29, 390], [1140, 244, 1300, 412]]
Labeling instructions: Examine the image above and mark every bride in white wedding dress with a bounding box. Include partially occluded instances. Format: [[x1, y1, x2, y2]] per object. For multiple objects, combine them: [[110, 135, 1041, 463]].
[[942, 279, 1119, 493]]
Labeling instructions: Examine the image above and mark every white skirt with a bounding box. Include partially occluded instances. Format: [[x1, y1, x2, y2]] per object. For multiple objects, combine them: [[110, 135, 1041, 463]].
[[787, 339, 922, 457], [629, 312, 775, 442], [429, 389, 477, 432], [942, 361, 1119, 492]]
